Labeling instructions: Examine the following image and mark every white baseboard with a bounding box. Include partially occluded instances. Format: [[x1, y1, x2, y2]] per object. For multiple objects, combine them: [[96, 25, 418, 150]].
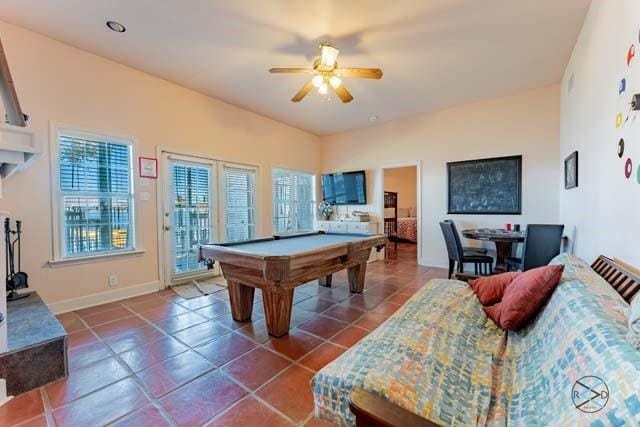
[[0, 379, 11, 408], [420, 257, 449, 269], [49, 280, 161, 314]]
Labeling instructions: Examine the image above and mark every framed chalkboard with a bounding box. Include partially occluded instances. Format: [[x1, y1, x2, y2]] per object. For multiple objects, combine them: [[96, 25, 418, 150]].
[[447, 155, 522, 215]]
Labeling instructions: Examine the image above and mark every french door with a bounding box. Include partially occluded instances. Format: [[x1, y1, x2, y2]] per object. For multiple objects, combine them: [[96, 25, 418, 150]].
[[161, 153, 257, 285], [163, 154, 217, 284]]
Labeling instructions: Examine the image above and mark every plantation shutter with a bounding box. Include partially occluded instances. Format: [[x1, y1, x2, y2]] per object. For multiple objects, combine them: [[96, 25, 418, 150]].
[[294, 173, 315, 232], [224, 165, 256, 242], [272, 169, 315, 234], [170, 161, 212, 275], [58, 134, 135, 257]]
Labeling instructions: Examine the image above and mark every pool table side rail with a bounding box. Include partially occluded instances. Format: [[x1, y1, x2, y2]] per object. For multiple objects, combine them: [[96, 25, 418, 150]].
[[198, 234, 386, 285], [199, 234, 385, 264]]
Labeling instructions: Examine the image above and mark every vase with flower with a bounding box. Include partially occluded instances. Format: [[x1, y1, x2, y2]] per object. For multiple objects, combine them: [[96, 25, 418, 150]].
[[318, 201, 334, 220]]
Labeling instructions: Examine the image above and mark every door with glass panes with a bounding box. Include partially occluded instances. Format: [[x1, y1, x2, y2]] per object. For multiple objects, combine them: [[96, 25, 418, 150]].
[[162, 154, 257, 285], [163, 154, 217, 284]]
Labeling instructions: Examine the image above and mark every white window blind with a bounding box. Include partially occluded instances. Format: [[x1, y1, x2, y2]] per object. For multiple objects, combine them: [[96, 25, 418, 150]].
[[171, 162, 212, 275], [272, 169, 315, 234], [224, 166, 256, 242], [57, 133, 135, 258]]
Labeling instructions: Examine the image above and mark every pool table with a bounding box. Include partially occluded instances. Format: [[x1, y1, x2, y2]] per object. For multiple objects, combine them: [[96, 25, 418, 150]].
[[198, 231, 386, 337]]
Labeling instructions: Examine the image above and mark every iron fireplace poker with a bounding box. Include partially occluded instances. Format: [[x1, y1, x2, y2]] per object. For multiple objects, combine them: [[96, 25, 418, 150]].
[[5, 218, 29, 301]]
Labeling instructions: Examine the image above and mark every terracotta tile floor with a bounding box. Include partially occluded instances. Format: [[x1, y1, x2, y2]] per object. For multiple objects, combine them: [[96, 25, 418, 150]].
[[2, 243, 447, 426]]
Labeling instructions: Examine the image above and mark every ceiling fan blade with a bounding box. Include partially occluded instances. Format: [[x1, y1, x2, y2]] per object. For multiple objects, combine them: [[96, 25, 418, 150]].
[[338, 68, 383, 79], [269, 67, 314, 74], [333, 85, 354, 103], [291, 80, 314, 102], [320, 44, 340, 68]]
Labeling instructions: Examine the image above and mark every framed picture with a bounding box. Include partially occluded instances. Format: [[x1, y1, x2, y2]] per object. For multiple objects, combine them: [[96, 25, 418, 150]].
[[139, 157, 158, 179], [447, 155, 522, 215], [564, 151, 578, 189]]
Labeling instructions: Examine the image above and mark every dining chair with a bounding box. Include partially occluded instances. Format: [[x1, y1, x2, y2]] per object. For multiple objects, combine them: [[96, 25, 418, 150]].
[[505, 224, 565, 271], [440, 221, 494, 279], [444, 220, 488, 255]]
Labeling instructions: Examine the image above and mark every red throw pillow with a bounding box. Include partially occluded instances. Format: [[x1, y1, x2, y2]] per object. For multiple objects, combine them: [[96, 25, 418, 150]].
[[484, 265, 564, 331], [470, 272, 521, 305], [483, 302, 502, 325]]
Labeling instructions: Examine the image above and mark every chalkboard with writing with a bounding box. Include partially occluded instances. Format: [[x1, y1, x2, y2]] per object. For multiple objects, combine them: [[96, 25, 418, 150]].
[[447, 155, 522, 214]]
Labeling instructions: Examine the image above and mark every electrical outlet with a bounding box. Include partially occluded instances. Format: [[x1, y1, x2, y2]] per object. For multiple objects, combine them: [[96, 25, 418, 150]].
[[108, 275, 119, 287]]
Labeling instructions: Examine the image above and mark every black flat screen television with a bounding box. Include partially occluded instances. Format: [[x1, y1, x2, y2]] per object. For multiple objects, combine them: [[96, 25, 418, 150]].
[[321, 170, 367, 205]]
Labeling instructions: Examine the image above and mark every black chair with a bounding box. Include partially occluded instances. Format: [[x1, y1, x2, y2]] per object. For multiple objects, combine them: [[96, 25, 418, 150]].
[[440, 221, 494, 279], [444, 220, 488, 256], [505, 224, 564, 271]]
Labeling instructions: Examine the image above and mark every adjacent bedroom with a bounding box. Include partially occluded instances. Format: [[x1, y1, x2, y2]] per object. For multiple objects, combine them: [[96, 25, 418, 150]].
[[383, 165, 418, 259]]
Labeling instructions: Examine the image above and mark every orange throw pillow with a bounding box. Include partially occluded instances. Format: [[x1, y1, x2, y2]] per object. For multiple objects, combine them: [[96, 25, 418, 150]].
[[470, 272, 521, 305], [483, 265, 564, 331]]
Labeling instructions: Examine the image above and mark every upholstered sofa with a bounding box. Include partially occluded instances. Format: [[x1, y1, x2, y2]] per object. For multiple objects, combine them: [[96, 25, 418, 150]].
[[311, 254, 640, 426]]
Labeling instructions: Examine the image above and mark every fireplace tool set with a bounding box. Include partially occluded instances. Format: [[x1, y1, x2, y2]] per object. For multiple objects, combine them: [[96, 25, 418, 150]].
[[5, 218, 28, 301]]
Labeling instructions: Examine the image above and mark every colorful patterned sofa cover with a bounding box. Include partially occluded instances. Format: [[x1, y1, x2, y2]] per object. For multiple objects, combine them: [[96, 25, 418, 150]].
[[311, 254, 640, 426]]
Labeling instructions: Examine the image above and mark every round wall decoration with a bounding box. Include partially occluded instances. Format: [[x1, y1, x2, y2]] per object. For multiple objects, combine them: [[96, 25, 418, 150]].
[[624, 158, 633, 178], [628, 44, 636, 66], [619, 78, 627, 95], [615, 112, 623, 128], [618, 138, 625, 158]]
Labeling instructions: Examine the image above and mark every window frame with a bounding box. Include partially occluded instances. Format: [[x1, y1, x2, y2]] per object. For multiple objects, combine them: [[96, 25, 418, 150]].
[[271, 167, 316, 235], [49, 123, 142, 264]]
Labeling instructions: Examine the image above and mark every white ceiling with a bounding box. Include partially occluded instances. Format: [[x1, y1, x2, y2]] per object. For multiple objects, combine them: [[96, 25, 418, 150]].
[[0, 0, 590, 136]]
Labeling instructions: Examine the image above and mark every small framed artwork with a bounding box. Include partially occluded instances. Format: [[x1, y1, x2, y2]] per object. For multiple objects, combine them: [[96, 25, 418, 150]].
[[139, 157, 158, 179], [564, 151, 578, 189]]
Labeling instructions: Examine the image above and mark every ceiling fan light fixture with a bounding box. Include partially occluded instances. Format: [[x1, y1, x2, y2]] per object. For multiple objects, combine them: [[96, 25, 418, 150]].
[[312, 75, 324, 88], [320, 44, 339, 68], [269, 43, 381, 103]]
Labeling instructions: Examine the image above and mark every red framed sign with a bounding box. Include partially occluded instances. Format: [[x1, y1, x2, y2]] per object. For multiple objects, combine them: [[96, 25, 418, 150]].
[[139, 157, 158, 179]]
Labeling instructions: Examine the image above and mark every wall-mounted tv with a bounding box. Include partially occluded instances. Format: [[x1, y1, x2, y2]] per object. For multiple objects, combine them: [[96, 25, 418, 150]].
[[321, 170, 367, 205]]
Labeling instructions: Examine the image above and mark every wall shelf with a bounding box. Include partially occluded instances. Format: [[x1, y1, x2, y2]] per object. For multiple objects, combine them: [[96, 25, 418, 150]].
[[0, 123, 38, 181]]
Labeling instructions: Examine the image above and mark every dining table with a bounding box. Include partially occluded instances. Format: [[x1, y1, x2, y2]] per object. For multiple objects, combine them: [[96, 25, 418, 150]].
[[461, 228, 525, 272]]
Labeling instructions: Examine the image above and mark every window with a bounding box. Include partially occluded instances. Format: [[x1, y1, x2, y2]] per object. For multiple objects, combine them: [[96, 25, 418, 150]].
[[54, 128, 136, 259], [223, 165, 256, 242], [272, 168, 315, 234]]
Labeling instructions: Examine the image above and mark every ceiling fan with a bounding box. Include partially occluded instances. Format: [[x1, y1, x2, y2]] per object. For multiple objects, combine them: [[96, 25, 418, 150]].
[[269, 43, 383, 103]]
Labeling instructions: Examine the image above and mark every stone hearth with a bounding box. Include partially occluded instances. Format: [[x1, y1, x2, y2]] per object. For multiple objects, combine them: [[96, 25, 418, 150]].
[[0, 292, 67, 396]]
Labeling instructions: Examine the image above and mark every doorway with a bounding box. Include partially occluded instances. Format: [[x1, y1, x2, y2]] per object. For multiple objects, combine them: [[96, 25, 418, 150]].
[[159, 151, 258, 287], [162, 153, 217, 285], [382, 164, 420, 263]]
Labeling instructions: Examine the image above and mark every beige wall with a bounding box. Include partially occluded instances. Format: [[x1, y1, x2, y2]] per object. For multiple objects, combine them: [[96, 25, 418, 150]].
[[0, 21, 320, 307], [383, 167, 417, 213], [560, 0, 640, 267], [321, 85, 561, 267]]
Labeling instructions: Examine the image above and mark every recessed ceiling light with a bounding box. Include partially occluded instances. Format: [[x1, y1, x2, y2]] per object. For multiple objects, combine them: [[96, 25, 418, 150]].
[[106, 21, 126, 33], [368, 115, 378, 123]]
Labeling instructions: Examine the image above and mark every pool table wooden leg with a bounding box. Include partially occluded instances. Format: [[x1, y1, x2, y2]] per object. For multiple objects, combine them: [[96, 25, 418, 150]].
[[227, 280, 255, 322], [348, 262, 367, 293], [262, 288, 294, 338], [318, 274, 333, 287]]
